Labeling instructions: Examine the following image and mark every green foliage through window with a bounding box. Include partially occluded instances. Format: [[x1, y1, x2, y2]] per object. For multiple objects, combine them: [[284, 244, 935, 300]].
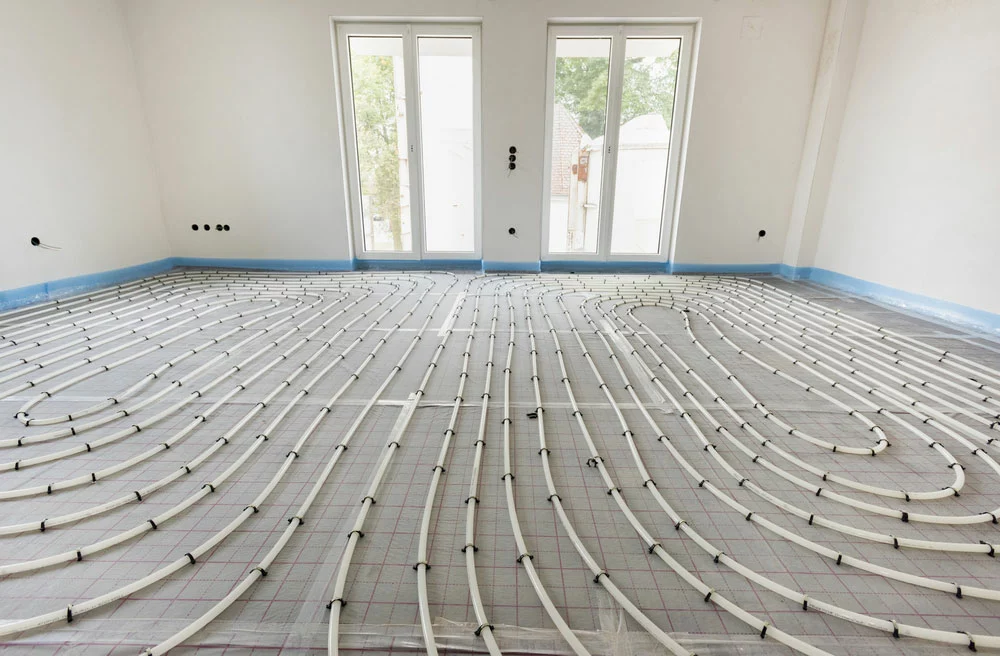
[[351, 52, 405, 250], [554, 48, 679, 139]]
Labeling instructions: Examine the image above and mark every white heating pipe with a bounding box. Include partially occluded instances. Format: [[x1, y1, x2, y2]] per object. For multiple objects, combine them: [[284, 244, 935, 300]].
[[326, 277, 457, 656]]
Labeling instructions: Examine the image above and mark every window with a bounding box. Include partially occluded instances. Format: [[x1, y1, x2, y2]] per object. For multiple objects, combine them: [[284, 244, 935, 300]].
[[543, 24, 694, 262], [337, 23, 481, 260]]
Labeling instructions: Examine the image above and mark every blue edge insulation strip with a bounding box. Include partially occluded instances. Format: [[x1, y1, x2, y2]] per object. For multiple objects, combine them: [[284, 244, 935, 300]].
[[2, 257, 997, 335]]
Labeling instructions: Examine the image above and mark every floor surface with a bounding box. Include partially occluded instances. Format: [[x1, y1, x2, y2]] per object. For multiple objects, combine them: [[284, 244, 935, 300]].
[[1, 270, 999, 655]]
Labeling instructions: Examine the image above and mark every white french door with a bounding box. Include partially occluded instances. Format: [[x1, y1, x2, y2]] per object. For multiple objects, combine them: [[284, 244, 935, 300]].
[[541, 24, 694, 263], [336, 23, 482, 261]]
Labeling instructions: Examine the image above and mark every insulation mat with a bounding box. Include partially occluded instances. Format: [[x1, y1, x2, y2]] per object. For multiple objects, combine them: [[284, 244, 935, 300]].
[[0, 270, 999, 655]]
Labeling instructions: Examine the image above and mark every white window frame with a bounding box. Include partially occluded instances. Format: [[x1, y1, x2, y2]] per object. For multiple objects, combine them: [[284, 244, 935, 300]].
[[335, 21, 482, 261], [540, 23, 695, 263]]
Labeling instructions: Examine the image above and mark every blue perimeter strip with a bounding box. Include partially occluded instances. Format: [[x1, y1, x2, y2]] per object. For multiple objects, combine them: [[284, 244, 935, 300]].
[[4, 257, 997, 335], [482, 261, 541, 272], [781, 265, 1000, 335], [0, 258, 175, 311], [671, 262, 780, 275], [172, 257, 355, 272], [355, 258, 481, 271], [542, 260, 667, 273]]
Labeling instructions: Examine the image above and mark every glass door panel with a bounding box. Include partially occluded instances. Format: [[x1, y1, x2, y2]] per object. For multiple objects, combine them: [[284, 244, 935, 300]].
[[609, 37, 681, 254], [542, 25, 692, 263], [417, 36, 475, 253], [347, 35, 412, 252], [547, 37, 612, 254]]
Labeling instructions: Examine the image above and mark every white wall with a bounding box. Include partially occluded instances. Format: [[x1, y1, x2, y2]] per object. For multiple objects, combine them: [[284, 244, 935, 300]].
[[121, 0, 829, 266], [812, 0, 1000, 315], [0, 0, 169, 291], [781, 0, 868, 270]]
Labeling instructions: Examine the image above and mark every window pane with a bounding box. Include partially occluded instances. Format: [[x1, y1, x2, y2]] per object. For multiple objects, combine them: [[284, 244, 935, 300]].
[[418, 37, 475, 252], [547, 37, 611, 254], [348, 36, 412, 252], [609, 37, 681, 254]]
